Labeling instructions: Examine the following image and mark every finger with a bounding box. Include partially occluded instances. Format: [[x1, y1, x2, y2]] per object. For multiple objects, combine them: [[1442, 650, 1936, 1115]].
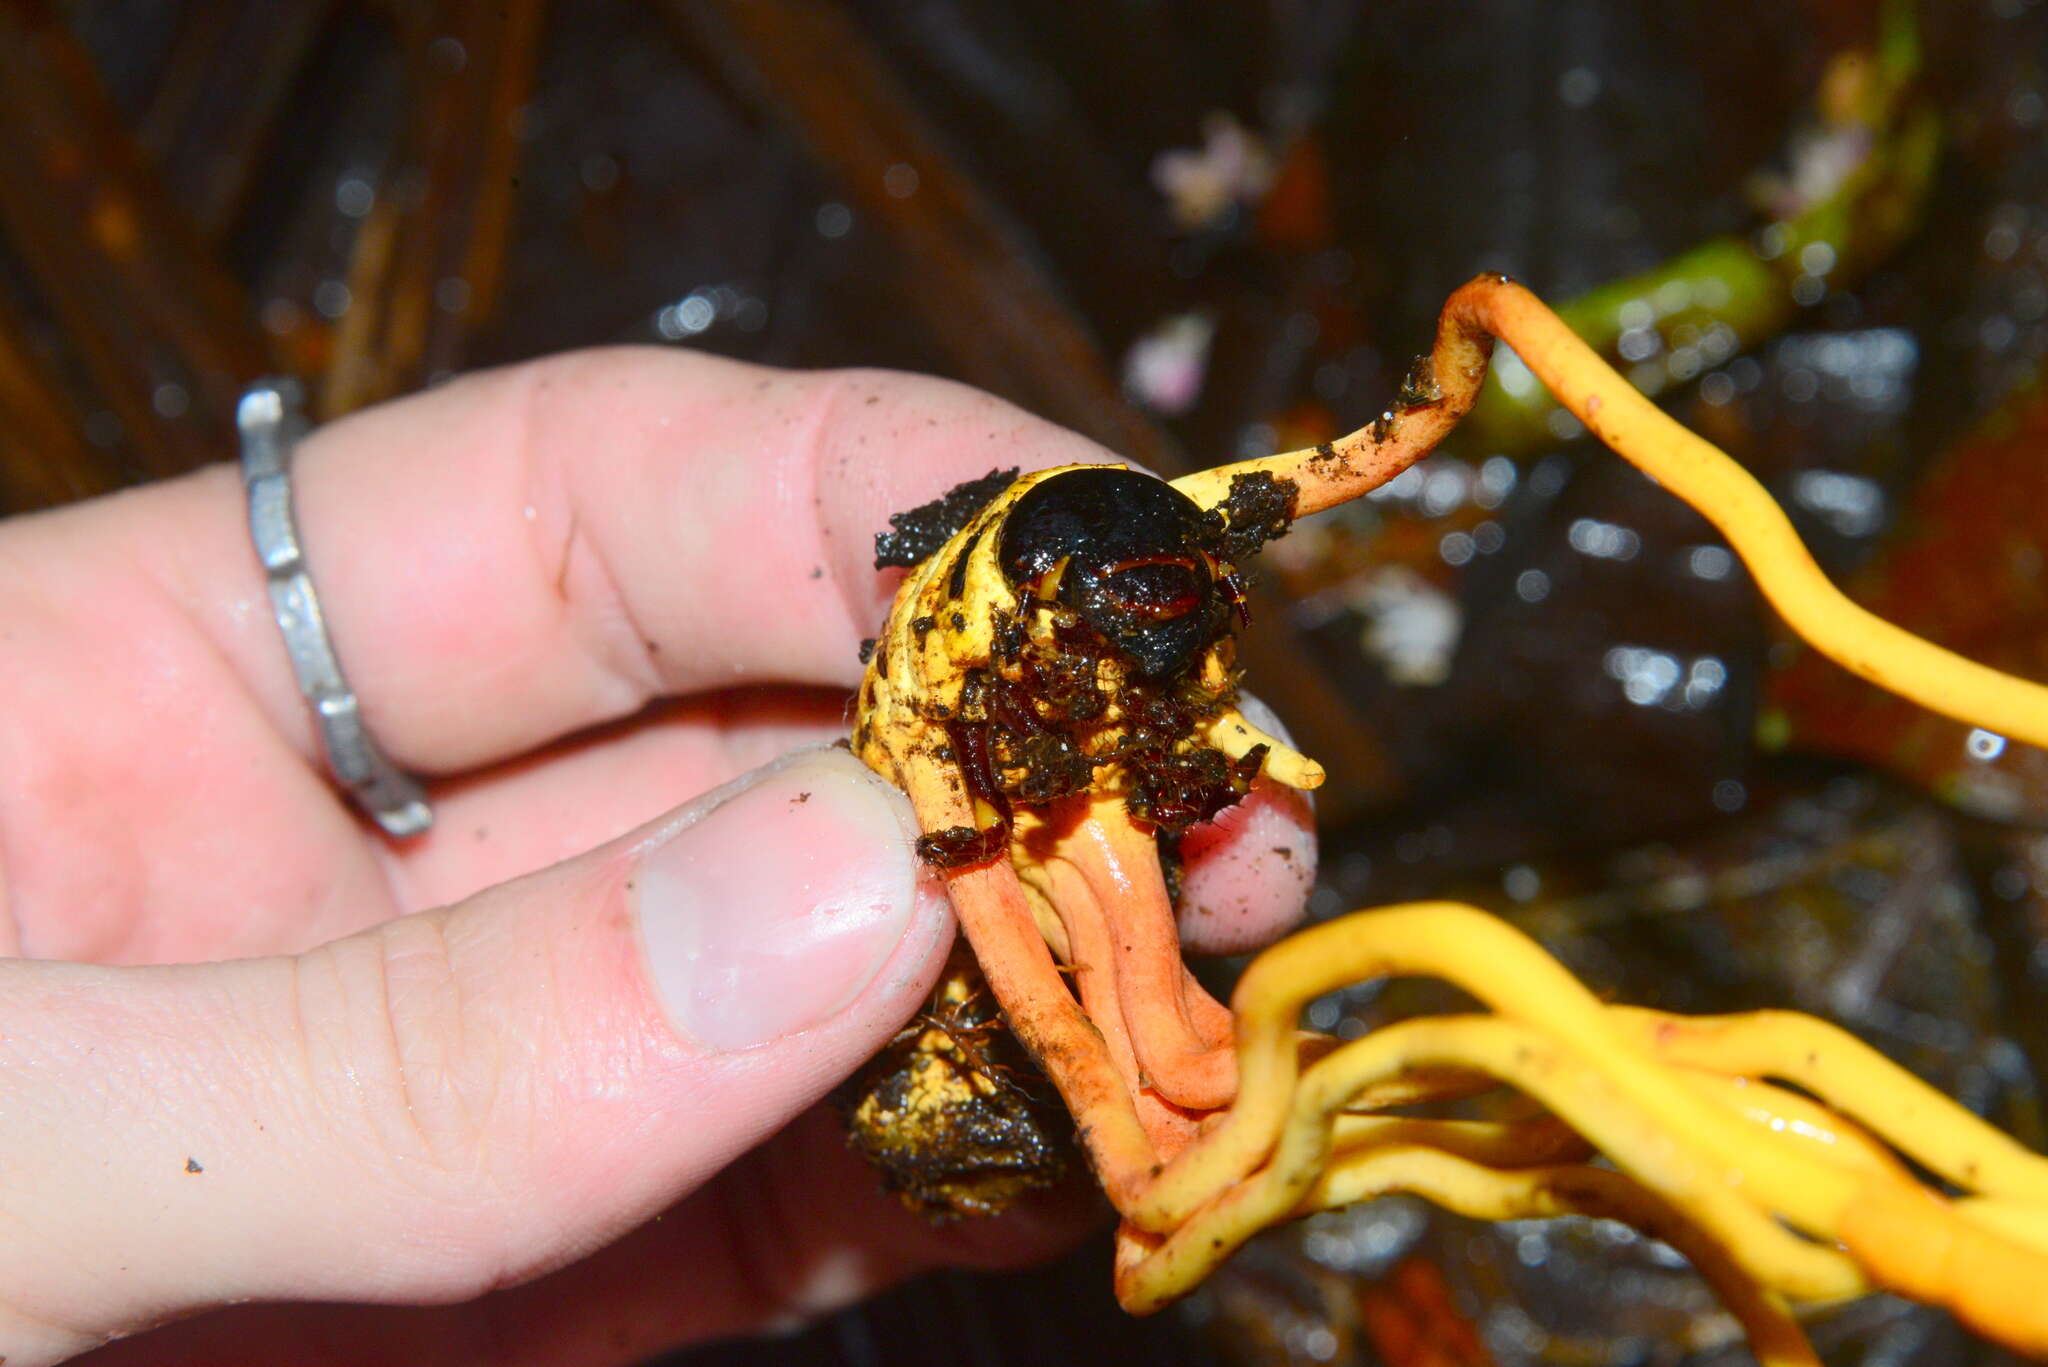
[[448, 1109, 1097, 1363], [1174, 693, 1318, 954], [400, 686, 1312, 933], [0, 749, 953, 1365], [23, 349, 1113, 777], [73, 1110, 1098, 1367], [401, 687, 850, 909]]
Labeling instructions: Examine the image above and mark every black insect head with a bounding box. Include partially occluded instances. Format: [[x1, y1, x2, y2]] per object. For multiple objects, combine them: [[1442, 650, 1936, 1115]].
[[996, 467, 1227, 679]]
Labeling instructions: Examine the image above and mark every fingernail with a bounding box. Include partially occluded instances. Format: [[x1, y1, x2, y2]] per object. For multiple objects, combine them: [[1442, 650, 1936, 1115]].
[[636, 750, 922, 1052]]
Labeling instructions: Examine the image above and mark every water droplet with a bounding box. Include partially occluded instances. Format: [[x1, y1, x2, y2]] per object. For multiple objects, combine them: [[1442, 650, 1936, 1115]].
[[580, 154, 620, 193], [815, 201, 853, 239], [882, 162, 919, 198], [151, 382, 189, 418], [334, 176, 374, 218], [1686, 545, 1735, 580], [1558, 66, 1600, 108], [1968, 729, 2008, 761], [313, 279, 351, 320]]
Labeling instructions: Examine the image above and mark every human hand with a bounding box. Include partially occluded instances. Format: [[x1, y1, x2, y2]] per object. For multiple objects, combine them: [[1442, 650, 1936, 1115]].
[[0, 349, 1315, 1366]]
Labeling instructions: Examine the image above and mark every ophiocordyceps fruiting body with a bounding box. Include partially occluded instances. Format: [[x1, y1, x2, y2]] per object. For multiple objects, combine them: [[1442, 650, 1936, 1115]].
[[848, 274, 2048, 1365]]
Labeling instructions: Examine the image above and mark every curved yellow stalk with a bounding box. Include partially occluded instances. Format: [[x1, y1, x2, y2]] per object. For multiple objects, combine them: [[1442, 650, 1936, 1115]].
[[1175, 275, 2048, 751], [1473, 280, 2048, 750], [1135, 902, 1865, 1232], [1614, 1005, 2048, 1203], [1121, 904, 2048, 1357], [1124, 1009, 1871, 1309], [1308, 1151, 1823, 1367], [1307, 1143, 1865, 1310], [1675, 1070, 1912, 1181], [1325, 1113, 1590, 1169]]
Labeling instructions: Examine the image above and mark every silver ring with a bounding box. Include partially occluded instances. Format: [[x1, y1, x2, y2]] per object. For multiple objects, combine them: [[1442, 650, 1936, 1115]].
[[238, 379, 433, 838]]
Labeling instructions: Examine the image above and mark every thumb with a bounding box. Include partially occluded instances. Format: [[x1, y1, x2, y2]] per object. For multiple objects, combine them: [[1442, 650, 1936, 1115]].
[[0, 748, 953, 1365]]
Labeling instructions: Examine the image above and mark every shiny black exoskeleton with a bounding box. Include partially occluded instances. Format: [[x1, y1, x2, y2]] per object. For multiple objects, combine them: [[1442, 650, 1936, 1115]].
[[996, 467, 1230, 679]]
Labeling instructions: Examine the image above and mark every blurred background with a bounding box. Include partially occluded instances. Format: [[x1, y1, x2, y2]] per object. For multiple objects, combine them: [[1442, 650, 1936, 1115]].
[[6, 0, 2048, 1362]]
